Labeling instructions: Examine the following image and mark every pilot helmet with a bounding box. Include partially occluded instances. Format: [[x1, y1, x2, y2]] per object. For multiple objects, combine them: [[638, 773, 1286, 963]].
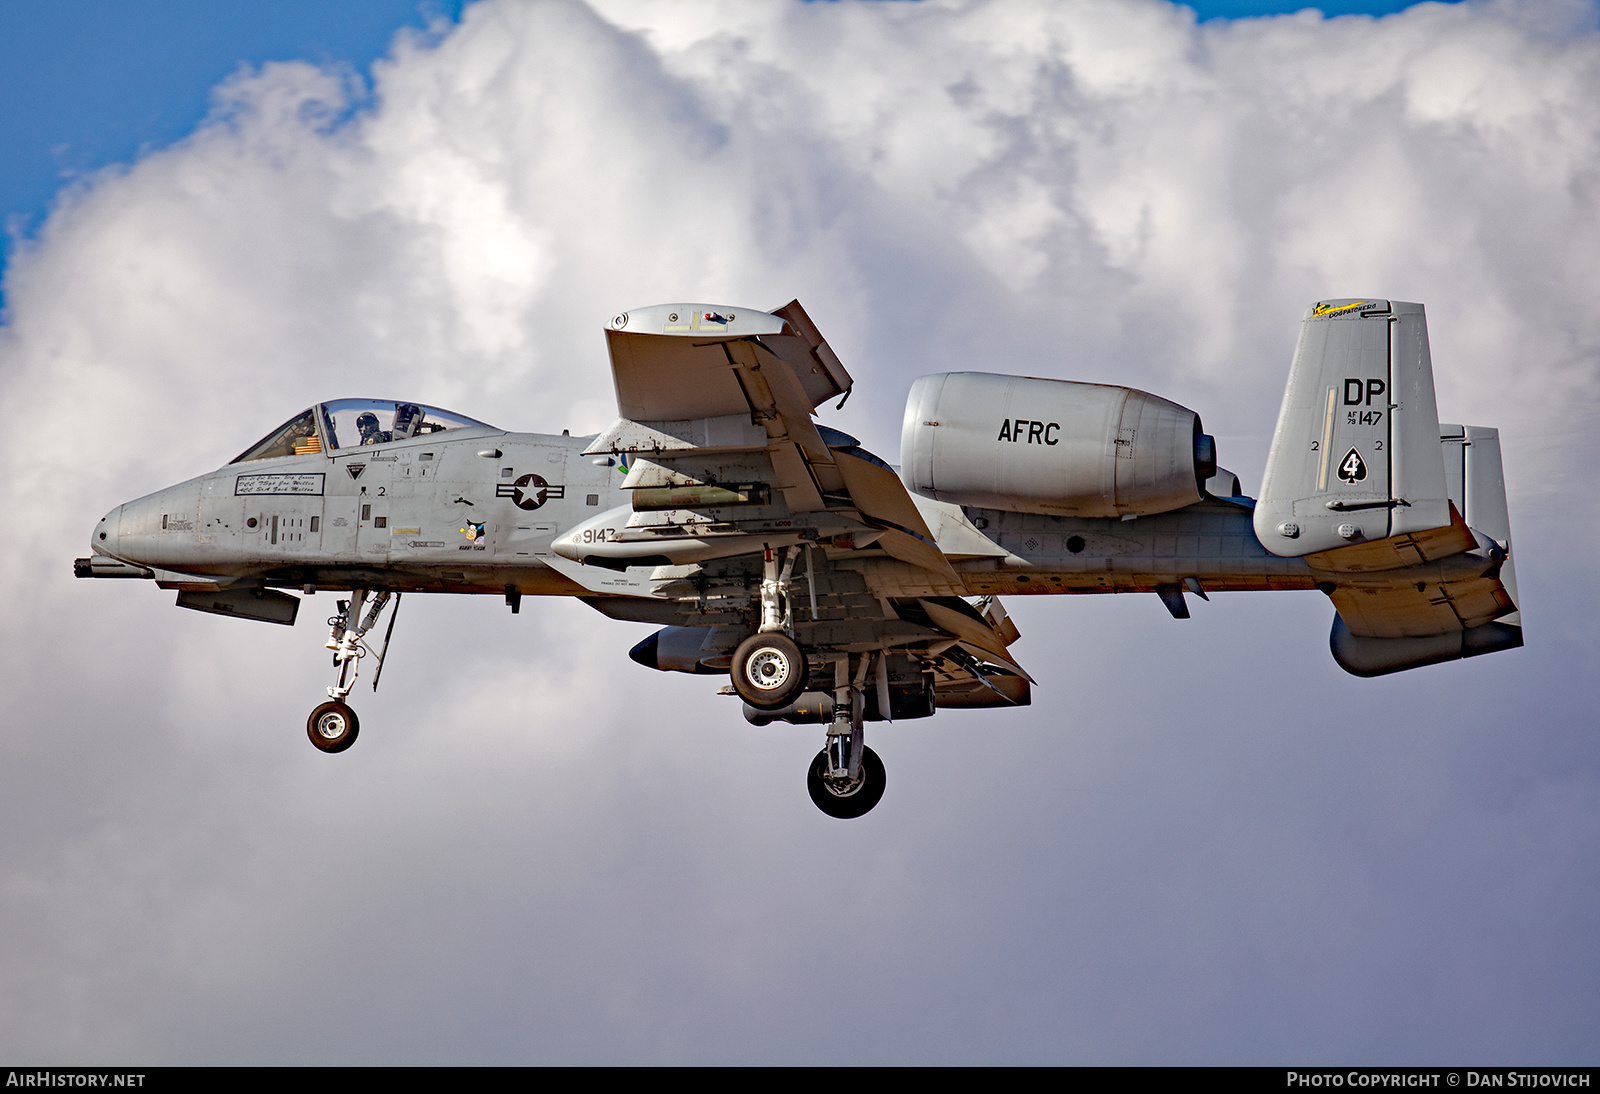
[[356, 412, 383, 442]]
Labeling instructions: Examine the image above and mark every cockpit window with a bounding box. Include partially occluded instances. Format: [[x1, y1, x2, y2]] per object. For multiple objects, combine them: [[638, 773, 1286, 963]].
[[318, 399, 492, 452], [231, 400, 495, 463], [231, 409, 323, 463]]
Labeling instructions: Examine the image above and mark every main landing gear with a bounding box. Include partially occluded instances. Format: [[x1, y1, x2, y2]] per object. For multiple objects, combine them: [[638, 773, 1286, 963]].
[[730, 632, 808, 709], [305, 588, 400, 754], [807, 654, 886, 818], [729, 547, 889, 818], [729, 547, 809, 708]]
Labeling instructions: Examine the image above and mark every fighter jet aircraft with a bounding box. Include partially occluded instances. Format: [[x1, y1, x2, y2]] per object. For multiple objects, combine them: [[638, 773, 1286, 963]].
[[78, 299, 1522, 817]]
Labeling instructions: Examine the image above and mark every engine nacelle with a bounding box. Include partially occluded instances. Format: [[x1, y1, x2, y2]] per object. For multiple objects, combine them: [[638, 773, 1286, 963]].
[[901, 372, 1215, 518]]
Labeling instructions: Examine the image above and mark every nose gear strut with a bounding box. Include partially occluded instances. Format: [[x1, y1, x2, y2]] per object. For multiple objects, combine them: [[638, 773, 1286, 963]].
[[308, 588, 401, 753]]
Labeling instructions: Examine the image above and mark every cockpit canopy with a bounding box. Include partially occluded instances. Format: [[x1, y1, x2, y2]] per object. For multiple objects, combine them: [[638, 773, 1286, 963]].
[[231, 399, 494, 464]]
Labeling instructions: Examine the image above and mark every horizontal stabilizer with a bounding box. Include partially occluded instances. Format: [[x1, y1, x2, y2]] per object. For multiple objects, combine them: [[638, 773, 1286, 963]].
[[1328, 559, 1515, 638], [1324, 419, 1523, 673], [1305, 502, 1476, 574]]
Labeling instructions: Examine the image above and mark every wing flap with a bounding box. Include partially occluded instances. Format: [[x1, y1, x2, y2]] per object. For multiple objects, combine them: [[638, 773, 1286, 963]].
[[872, 528, 961, 578], [917, 597, 1031, 678], [932, 670, 1031, 708], [767, 442, 828, 514], [831, 448, 958, 580], [724, 339, 835, 465]]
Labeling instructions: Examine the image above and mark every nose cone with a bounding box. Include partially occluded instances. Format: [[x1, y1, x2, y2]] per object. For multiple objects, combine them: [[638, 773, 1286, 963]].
[[95, 489, 173, 566], [89, 474, 217, 573], [91, 505, 124, 556], [115, 490, 176, 566]]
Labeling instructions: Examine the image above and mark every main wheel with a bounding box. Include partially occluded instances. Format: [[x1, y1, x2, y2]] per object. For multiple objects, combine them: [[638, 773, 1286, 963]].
[[307, 701, 360, 754], [730, 633, 809, 710], [807, 745, 886, 819]]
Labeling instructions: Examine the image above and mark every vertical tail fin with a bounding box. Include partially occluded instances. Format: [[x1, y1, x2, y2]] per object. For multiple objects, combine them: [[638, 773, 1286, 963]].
[[1441, 423, 1520, 627], [1255, 300, 1465, 565]]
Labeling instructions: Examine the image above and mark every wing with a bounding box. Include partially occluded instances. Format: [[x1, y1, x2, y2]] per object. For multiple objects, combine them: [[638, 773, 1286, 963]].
[[584, 301, 957, 582], [571, 300, 1026, 688]]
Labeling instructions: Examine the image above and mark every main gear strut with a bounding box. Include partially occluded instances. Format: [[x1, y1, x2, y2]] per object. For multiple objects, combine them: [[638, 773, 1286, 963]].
[[803, 652, 885, 818]]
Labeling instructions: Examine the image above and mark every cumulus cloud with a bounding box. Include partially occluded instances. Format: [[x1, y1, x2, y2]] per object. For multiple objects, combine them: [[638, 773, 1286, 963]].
[[1, 0, 1597, 1062]]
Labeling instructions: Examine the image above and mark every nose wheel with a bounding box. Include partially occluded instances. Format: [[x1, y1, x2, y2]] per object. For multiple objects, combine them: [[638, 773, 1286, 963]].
[[307, 701, 359, 753]]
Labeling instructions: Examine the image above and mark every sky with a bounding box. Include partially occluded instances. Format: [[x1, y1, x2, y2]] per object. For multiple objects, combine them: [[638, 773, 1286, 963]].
[[0, 0, 1447, 287], [2, 0, 1598, 1065]]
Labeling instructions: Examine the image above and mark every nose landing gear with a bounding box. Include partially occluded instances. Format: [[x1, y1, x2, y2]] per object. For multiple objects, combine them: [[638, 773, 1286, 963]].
[[304, 589, 400, 754]]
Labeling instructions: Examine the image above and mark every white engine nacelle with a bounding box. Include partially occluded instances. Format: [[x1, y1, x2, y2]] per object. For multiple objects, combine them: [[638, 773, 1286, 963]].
[[900, 372, 1214, 519]]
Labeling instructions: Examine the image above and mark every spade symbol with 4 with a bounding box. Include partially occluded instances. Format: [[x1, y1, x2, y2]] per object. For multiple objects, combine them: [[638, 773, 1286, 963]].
[[1337, 447, 1368, 484]]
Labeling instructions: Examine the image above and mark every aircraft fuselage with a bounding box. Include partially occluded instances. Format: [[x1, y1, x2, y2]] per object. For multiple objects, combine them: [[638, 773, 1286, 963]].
[[92, 423, 1324, 606]]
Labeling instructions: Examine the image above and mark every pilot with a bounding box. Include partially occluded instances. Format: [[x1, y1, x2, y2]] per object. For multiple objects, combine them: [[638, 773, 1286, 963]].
[[356, 412, 389, 446]]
